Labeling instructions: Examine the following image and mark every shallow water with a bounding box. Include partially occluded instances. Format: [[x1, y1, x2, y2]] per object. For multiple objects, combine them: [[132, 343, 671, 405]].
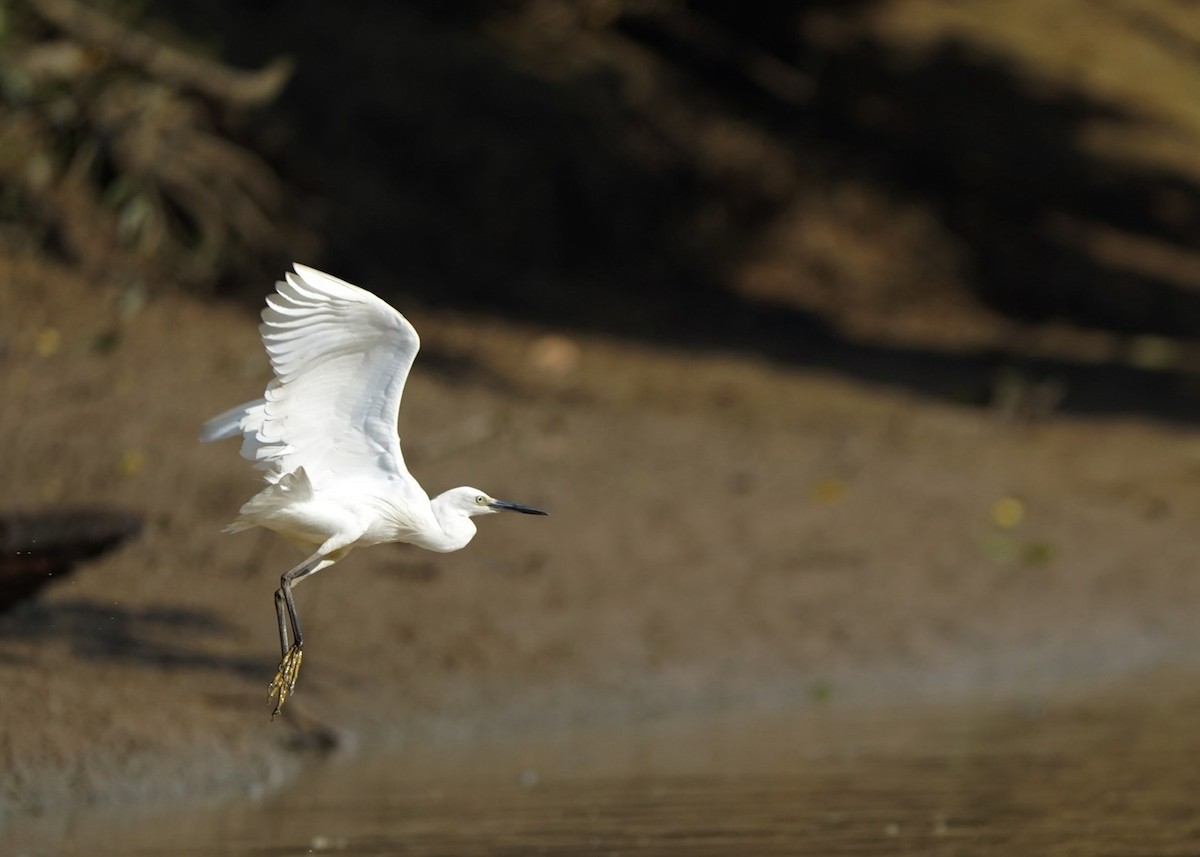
[[9, 668, 1200, 856]]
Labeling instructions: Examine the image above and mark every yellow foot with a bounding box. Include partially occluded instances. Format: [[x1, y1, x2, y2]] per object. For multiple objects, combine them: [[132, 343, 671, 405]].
[[269, 644, 304, 718]]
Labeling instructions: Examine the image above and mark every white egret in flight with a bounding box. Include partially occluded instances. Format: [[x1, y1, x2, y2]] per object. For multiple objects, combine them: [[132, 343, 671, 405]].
[[201, 264, 547, 716]]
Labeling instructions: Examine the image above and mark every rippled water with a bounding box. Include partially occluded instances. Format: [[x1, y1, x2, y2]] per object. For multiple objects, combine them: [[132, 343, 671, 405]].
[[10, 669, 1200, 855]]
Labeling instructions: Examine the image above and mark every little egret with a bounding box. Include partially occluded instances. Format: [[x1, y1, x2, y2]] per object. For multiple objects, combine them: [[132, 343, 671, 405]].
[[201, 264, 547, 716]]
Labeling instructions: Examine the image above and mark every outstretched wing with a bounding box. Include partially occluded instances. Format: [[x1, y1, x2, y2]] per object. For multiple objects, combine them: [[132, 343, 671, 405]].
[[219, 264, 423, 495]]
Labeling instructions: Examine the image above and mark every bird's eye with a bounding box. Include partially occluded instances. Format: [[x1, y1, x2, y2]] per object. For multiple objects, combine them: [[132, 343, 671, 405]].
[[476, 495, 487, 505]]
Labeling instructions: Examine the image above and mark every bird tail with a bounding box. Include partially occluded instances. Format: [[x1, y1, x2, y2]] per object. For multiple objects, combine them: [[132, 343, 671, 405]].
[[221, 467, 314, 534], [199, 399, 265, 443]]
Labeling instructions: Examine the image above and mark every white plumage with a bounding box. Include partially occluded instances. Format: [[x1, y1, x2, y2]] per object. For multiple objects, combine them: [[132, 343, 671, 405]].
[[202, 264, 546, 716]]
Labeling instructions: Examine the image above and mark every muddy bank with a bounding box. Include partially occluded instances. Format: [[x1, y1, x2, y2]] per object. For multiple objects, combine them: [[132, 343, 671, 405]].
[[9, 664, 1200, 854], [4, 257, 1200, 817]]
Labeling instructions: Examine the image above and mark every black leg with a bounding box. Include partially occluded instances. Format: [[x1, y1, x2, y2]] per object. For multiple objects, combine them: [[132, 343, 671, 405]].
[[269, 552, 335, 718], [277, 556, 324, 652], [282, 575, 303, 649], [274, 588, 289, 658]]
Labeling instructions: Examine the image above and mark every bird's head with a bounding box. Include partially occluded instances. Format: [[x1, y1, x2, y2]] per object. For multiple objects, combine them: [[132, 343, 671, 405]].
[[445, 486, 548, 519]]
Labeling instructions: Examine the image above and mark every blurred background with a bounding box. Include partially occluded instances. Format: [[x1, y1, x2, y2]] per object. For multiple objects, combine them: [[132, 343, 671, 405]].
[[6, 0, 1200, 845], [13, 0, 1200, 384]]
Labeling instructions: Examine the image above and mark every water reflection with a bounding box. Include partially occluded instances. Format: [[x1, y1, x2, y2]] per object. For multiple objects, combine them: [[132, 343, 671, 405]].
[[10, 668, 1200, 855]]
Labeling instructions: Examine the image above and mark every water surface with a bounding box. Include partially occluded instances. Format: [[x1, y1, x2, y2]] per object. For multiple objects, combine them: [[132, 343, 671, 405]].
[[9, 668, 1200, 855]]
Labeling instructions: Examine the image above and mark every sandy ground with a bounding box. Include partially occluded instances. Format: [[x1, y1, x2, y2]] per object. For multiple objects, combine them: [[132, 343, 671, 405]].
[[3, 254, 1200, 817]]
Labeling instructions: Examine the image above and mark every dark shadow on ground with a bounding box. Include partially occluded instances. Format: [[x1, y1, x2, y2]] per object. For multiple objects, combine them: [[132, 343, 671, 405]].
[[0, 598, 266, 678], [0, 509, 143, 612], [152, 0, 1200, 423]]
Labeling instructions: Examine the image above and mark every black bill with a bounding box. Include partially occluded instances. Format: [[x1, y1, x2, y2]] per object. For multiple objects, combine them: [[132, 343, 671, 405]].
[[489, 499, 549, 515]]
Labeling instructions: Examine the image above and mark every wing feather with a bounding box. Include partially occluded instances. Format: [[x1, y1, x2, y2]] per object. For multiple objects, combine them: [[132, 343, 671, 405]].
[[219, 264, 423, 495]]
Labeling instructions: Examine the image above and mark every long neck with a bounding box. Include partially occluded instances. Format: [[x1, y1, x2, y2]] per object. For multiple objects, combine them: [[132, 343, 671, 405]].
[[423, 493, 478, 553]]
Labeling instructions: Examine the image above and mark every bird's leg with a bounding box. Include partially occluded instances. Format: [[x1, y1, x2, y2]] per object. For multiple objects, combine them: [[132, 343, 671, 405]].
[[274, 588, 291, 656], [269, 552, 332, 718], [281, 570, 305, 649]]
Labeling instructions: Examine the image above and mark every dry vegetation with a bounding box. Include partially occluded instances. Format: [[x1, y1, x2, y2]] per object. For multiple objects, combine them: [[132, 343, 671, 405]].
[[0, 0, 308, 287]]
